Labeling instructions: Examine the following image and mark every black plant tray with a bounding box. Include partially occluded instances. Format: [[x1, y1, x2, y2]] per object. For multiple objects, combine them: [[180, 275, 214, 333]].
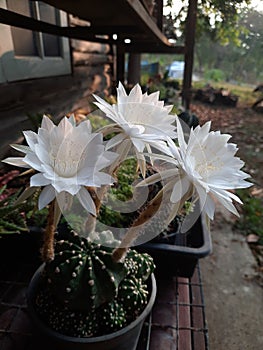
[[135, 214, 212, 278]]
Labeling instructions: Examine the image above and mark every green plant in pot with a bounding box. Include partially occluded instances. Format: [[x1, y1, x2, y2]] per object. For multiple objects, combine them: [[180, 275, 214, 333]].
[[2, 82, 252, 349]]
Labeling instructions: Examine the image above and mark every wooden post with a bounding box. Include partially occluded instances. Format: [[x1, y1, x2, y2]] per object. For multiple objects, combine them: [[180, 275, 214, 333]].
[[182, 0, 198, 110], [116, 44, 125, 84], [127, 53, 141, 85], [155, 0, 163, 30]]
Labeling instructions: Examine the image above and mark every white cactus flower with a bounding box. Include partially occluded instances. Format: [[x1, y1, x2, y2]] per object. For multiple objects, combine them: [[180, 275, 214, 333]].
[[169, 118, 252, 219], [3, 115, 117, 214], [139, 117, 252, 220], [93, 82, 176, 154]]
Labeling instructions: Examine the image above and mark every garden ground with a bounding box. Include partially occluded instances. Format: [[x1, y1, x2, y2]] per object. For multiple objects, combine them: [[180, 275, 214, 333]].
[[190, 100, 263, 349]]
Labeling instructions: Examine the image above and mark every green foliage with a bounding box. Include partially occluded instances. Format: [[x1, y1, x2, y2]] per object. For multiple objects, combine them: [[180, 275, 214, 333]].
[[112, 158, 138, 201], [97, 158, 139, 228], [89, 113, 112, 130], [169, 0, 252, 43], [204, 68, 226, 82], [140, 73, 151, 86], [0, 187, 29, 234], [147, 6, 262, 85], [26, 113, 47, 132], [0, 171, 48, 234], [195, 8, 263, 84], [39, 231, 155, 337], [26, 202, 48, 228], [148, 83, 168, 100], [235, 189, 263, 244], [163, 2, 262, 84]]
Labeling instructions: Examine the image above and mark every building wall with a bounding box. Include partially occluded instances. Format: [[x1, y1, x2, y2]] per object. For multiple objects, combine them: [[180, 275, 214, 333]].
[[0, 38, 113, 161]]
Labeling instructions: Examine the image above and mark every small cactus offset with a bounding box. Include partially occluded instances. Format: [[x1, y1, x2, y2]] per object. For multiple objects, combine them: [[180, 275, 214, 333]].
[[98, 300, 127, 333], [36, 230, 155, 337], [119, 249, 155, 317], [118, 276, 149, 317], [124, 249, 155, 282]]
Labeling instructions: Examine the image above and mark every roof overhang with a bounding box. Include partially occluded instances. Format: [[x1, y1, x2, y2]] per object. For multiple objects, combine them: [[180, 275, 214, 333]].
[[0, 0, 184, 54]]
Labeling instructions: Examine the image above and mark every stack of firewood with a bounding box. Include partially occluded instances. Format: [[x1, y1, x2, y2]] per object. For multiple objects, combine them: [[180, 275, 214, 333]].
[[194, 85, 238, 107], [252, 84, 263, 113]]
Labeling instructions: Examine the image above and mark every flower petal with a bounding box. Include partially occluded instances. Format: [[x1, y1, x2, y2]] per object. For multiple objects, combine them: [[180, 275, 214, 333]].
[[38, 185, 56, 210], [41, 115, 55, 131], [170, 176, 191, 203], [10, 144, 31, 154], [94, 82, 176, 159], [77, 187, 97, 216], [14, 186, 38, 205], [92, 172, 115, 186], [203, 194, 216, 220], [56, 191, 74, 212], [131, 138, 145, 152], [23, 153, 43, 172], [23, 130, 38, 151], [2, 157, 30, 168], [30, 173, 51, 187], [105, 133, 125, 150]]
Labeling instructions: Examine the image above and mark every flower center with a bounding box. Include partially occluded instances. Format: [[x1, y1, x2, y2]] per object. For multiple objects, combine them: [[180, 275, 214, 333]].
[[125, 123, 145, 137], [50, 152, 82, 178], [54, 158, 79, 177], [195, 161, 221, 179]]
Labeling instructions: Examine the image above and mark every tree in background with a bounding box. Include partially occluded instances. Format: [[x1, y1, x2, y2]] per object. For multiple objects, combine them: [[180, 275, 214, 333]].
[[194, 8, 263, 83], [143, 1, 261, 85], [164, 0, 252, 44], [158, 1, 261, 84]]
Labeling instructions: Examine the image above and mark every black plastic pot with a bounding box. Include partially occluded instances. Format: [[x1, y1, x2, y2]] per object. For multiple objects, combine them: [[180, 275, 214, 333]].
[[135, 213, 212, 277], [27, 265, 157, 350]]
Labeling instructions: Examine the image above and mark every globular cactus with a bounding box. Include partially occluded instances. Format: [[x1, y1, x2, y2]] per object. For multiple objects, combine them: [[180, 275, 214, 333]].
[[119, 249, 155, 317], [98, 300, 127, 333], [124, 249, 154, 282], [38, 230, 155, 337], [45, 231, 128, 312], [118, 276, 149, 317]]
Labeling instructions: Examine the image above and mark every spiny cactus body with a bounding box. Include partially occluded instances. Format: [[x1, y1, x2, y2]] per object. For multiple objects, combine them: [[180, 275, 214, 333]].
[[36, 230, 155, 337], [45, 231, 127, 311]]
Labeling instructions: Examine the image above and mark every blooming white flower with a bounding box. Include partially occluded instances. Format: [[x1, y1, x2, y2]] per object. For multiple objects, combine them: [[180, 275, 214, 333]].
[[3, 115, 117, 215], [93, 82, 176, 154], [170, 118, 253, 219], [139, 117, 252, 220]]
